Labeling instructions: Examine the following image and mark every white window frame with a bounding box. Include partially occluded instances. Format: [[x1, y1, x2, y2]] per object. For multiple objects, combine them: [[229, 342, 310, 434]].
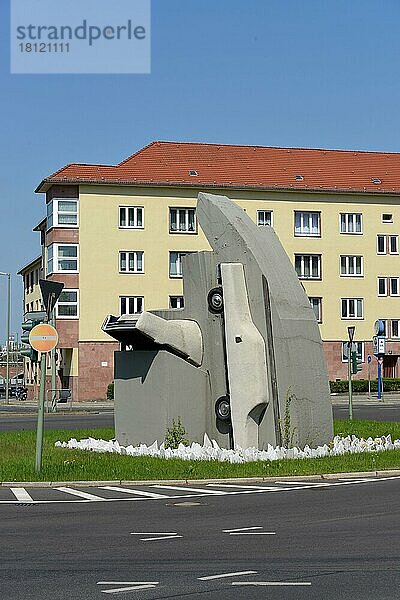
[[340, 255, 363, 277], [390, 320, 400, 339], [390, 277, 400, 296], [119, 251, 144, 274], [378, 277, 388, 296], [46, 198, 78, 229], [47, 243, 79, 274], [169, 251, 190, 278], [339, 213, 362, 234], [389, 235, 399, 255], [169, 296, 184, 309], [382, 213, 393, 223], [120, 296, 144, 315], [169, 208, 197, 234], [342, 341, 364, 363], [119, 206, 144, 229], [294, 254, 321, 279], [309, 297, 322, 323], [341, 298, 364, 319], [55, 289, 79, 319], [257, 210, 273, 227], [377, 234, 399, 255], [294, 211, 320, 237]]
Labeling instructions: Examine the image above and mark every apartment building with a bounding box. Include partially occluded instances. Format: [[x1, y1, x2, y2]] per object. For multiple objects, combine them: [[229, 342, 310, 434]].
[[23, 141, 400, 400]]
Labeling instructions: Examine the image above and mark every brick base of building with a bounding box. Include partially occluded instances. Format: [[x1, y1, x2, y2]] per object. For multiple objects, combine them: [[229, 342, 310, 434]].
[[77, 341, 119, 401], [323, 340, 400, 381]]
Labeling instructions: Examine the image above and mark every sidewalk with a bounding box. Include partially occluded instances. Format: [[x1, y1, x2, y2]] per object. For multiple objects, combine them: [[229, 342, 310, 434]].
[[0, 399, 114, 414], [331, 392, 400, 405]]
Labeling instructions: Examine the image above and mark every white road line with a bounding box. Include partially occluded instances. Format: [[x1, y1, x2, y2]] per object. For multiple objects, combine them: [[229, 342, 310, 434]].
[[198, 570, 257, 580], [10, 487, 35, 503], [130, 532, 178, 536], [101, 584, 156, 593], [229, 532, 276, 536], [207, 483, 289, 491], [153, 485, 227, 495], [232, 581, 311, 586], [101, 486, 169, 499], [97, 582, 159, 585], [55, 487, 106, 501], [223, 527, 262, 533], [141, 535, 182, 541]]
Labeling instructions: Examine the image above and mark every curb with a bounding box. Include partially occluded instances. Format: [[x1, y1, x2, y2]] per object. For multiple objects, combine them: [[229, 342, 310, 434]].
[[2, 470, 400, 488]]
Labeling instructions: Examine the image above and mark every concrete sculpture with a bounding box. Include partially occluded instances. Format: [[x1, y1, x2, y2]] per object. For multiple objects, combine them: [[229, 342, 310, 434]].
[[103, 192, 333, 450]]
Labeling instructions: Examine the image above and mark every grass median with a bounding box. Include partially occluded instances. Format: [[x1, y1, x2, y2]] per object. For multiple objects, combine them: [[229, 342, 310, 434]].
[[0, 420, 400, 483]]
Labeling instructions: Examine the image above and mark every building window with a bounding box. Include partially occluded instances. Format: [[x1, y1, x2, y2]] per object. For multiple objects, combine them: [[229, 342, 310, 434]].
[[47, 244, 78, 274], [169, 251, 190, 277], [378, 277, 387, 296], [342, 341, 364, 362], [119, 251, 144, 273], [341, 298, 363, 319], [169, 296, 184, 309], [295, 254, 321, 279], [257, 210, 273, 227], [309, 297, 322, 322], [120, 296, 144, 315], [377, 234, 399, 255], [382, 213, 393, 223], [169, 208, 196, 233], [378, 277, 400, 296], [340, 255, 363, 277], [391, 320, 400, 338], [340, 213, 362, 234], [294, 211, 320, 236], [119, 206, 144, 229], [56, 290, 79, 319], [46, 199, 78, 229]]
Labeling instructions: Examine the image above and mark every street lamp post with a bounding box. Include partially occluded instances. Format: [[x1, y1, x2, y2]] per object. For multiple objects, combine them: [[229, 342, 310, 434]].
[[347, 326, 355, 421], [0, 272, 11, 405]]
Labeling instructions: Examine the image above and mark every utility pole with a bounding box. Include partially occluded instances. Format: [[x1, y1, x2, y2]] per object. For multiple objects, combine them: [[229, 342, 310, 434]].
[[0, 272, 11, 404], [347, 326, 355, 421]]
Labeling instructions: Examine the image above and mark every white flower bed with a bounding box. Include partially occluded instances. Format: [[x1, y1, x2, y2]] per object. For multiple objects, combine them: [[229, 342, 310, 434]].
[[55, 433, 400, 464]]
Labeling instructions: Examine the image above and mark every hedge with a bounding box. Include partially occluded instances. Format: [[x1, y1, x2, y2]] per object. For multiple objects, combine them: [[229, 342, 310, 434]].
[[107, 382, 114, 400], [330, 378, 400, 393]]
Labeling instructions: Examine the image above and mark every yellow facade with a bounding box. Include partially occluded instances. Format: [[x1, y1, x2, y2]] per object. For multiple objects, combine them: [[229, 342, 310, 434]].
[[78, 184, 400, 346]]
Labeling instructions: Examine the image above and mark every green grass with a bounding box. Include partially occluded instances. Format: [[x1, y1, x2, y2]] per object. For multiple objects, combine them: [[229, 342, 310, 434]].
[[0, 420, 399, 482]]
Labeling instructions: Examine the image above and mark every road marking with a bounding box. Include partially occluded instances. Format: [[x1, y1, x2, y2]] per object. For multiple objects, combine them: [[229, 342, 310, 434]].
[[222, 527, 262, 533], [153, 485, 227, 495], [55, 487, 106, 501], [101, 486, 169, 499], [10, 487, 35, 503], [97, 582, 159, 585], [141, 535, 182, 541], [130, 532, 178, 536], [229, 532, 276, 535], [99, 583, 157, 593], [207, 483, 288, 491], [232, 581, 311, 586], [198, 570, 257, 580]]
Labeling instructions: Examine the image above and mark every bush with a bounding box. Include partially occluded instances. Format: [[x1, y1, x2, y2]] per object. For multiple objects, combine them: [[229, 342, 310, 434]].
[[165, 417, 189, 449], [107, 383, 114, 400], [330, 378, 400, 393]]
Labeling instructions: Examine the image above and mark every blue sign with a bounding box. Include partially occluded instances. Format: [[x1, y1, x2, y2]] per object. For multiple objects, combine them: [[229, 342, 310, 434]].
[[367, 355, 372, 364]]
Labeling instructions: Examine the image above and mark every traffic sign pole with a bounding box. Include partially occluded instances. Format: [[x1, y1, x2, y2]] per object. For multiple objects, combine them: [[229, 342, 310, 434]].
[[35, 352, 47, 473]]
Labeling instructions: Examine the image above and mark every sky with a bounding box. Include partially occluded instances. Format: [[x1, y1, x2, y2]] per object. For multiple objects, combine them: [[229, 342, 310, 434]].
[[1, 0, 400, 341]]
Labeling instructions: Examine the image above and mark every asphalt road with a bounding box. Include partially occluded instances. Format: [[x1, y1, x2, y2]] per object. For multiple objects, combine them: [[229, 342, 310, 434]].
[[0, 412, 114, 431], [1, 403, 399, 432], [1, 477, 399, 599]]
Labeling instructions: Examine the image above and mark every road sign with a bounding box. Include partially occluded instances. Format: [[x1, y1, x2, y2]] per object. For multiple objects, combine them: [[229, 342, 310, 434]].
[[367, 355, 372, 364], [39, 280, 64, 318], [372, 336, 386, 356], [29, 323, 58, 353]]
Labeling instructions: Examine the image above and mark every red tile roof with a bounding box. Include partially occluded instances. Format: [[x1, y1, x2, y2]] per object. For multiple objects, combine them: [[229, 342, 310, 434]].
[[35, 141, 400, 195]]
